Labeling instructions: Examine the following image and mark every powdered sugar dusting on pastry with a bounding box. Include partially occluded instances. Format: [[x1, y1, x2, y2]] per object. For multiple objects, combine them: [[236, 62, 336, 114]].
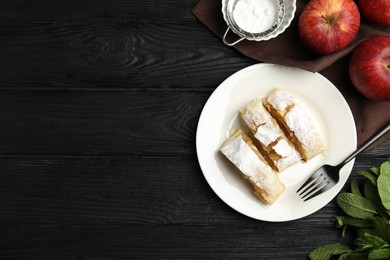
[[240, 97, 301, 172], [220, 133, 285, 201], [240, 98, 271, 131], [285, 105, 309, 142], [218, 88, 327, 205], [266, 89, 326, 160], [255, 122, 281, 146], [220, 135, 265, 180], [272, 139, 292, 157], [285, 104, 324, 154], [267, 89, 294, 111], [275, 147, 301, 171]]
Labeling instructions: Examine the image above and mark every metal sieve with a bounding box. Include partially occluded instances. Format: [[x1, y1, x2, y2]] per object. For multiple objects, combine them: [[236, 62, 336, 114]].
[[222, 0, 285, 46]]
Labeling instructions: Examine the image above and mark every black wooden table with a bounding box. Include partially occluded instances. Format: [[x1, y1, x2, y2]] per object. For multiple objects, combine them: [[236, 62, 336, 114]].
[[0, 0, 389, 259]]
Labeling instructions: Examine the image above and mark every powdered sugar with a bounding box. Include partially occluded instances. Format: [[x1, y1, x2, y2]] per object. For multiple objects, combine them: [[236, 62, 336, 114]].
[[220, 136, 263, 179], [240, 98, 272, 131], [233, 0, 278, 33], [285, 105, 310, 142], [285, 104, 325, 156], [240, 97, 301, 172], [267, 89, 325, 160], [272, 139, 292, 157], [255, 122, 281, 146], [266, 89, 294, 111], [220, 134, 277, 189]]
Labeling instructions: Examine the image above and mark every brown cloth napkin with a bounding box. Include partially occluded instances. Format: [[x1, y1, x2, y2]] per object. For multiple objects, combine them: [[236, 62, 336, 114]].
[[192, 0, 390, 149]]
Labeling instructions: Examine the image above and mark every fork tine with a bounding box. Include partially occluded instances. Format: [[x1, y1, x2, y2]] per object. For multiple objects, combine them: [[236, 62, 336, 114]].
[[297, 175, 321, 196], [298, 174, 326, 197], [301, 180, 330, 201], [296, 170, 323, 194]]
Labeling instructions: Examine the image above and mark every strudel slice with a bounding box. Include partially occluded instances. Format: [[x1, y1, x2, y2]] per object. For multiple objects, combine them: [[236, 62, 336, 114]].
[[264, 89, 325, 161], [240, 98, 301, 172], [220, 129, 285, 204]]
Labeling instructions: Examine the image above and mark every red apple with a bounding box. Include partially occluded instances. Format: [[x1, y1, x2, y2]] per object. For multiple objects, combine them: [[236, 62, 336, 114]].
[[298, 0, 360, 55], [358, 0, 390, 26], [349, 36, 390, 101]]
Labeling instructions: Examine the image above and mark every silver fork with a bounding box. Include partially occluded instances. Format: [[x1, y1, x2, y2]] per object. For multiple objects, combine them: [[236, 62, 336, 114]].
[[297, 122, 390, 201]]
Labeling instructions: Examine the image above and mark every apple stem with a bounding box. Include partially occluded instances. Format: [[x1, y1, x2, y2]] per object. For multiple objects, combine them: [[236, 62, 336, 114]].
[[321, 15, 335, 25]]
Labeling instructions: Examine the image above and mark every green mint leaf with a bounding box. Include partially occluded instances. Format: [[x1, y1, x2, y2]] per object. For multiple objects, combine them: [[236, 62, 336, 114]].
[[354, 232, 387, 250], [370, 166, 380, 176], [333, 216, 344, 228], [377, 161, 390, 211], [368, 248, 390, 259], [333, 216, 374, 228], [364, 180, 380, 204], [332, 216, 348, 236], [373, 217, 390, 242], [351, 179, 362, 196], [308, 243, 351, 260], [307, 159, 390, 260], [365, 180, 390, 219], [381, 161, 390, 175], [343, 216, 373, 228], [339, 252, 368, 260], [357, 170, 378, 186], [337, 193, 377, 219]]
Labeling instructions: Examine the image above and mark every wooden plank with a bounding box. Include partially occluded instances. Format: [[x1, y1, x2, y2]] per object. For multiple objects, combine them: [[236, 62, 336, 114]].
[[0, 0, 199, 21], [0, 90, 208, 155], [1, 0, 387, 259], [0, 21, 252, 89], [0, 153, 388, 227], [0, 225, 344, 259], [0, 156, 237, 226], [0, 90, 389, 156]]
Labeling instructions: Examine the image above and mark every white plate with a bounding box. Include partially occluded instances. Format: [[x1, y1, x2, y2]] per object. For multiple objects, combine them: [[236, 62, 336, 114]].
[[196, 63, 357, 222]]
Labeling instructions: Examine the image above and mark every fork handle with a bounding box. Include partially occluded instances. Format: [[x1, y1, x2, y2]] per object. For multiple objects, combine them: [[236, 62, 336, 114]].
[[341, 122, 390, 167]]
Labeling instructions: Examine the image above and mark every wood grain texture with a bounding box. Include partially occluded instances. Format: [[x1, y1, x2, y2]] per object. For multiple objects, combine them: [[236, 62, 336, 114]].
[[0, 147, 387, 226], [0, 90, 205, 155], [0, 0, 389, 259], [0, 225, 343, 259], [0, 90, 387, 157], [0, 21, 253, 89], [0, 149, 388, 259], [0, 0, 199, 21]]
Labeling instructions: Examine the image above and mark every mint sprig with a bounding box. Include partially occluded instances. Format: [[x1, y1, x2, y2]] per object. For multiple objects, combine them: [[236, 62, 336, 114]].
[[309, 159, 390, 260]]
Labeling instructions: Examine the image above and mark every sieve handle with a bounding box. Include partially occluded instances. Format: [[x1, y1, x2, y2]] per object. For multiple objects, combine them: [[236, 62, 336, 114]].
[[222, 27, 245, 46]]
